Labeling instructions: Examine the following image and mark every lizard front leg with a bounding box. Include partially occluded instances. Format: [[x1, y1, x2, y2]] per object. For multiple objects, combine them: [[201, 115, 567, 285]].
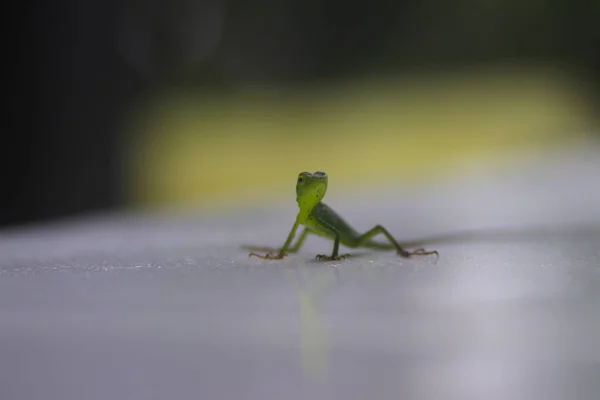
[[243, 228, 310, 256], [247, 222, 303, 260], [315, 232, 351, 261]]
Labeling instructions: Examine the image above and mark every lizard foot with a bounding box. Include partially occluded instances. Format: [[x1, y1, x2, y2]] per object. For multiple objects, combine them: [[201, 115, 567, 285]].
[[249, 251, 287, 260], [315, 253, 352, 261], [242, 245, 279, 252], [398, 248, 439, 258]]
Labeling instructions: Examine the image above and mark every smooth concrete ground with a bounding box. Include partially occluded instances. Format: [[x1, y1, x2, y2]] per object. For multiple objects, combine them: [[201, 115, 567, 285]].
[[1, 145, 599, 400]]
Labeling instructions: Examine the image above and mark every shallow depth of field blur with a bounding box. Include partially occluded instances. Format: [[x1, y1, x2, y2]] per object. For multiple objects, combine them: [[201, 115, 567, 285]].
[[5, 4, 600, 399], [9, 0, 600, 226], [125, 67, 595, 211]]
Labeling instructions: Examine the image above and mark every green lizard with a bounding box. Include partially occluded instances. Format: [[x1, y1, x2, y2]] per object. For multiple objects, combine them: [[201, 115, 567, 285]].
[[243, 171, 439, 261]]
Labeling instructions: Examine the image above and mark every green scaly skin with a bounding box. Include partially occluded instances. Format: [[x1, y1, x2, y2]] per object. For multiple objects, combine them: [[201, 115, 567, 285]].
[[244, 171, 439, 261]]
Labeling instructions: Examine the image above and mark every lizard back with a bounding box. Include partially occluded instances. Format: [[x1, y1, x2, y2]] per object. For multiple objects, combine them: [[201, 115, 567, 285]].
[[305, 202, 359, 240]]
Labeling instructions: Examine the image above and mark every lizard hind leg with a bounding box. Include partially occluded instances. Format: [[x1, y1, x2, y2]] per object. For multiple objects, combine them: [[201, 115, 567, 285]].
[[409, 247, 439, 256], [356, 225, 439, 259]]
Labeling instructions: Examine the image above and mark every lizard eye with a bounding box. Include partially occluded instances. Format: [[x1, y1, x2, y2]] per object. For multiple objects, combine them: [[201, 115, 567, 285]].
[[298, 176, 303, 183]]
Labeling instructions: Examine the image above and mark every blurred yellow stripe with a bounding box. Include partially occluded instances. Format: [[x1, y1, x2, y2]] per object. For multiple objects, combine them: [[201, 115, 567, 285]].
[[125, 67, 591, 209]]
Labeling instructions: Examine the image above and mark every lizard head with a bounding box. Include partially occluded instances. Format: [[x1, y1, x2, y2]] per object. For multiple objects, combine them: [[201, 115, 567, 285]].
[[296, 171, 328, 209]]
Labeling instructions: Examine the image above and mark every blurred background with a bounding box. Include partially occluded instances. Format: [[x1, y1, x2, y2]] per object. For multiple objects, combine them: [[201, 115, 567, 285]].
[[7, 0, 600, 228]]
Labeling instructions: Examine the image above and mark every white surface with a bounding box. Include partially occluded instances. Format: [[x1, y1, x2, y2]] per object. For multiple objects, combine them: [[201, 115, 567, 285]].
[[1, 146, 600, 400]]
